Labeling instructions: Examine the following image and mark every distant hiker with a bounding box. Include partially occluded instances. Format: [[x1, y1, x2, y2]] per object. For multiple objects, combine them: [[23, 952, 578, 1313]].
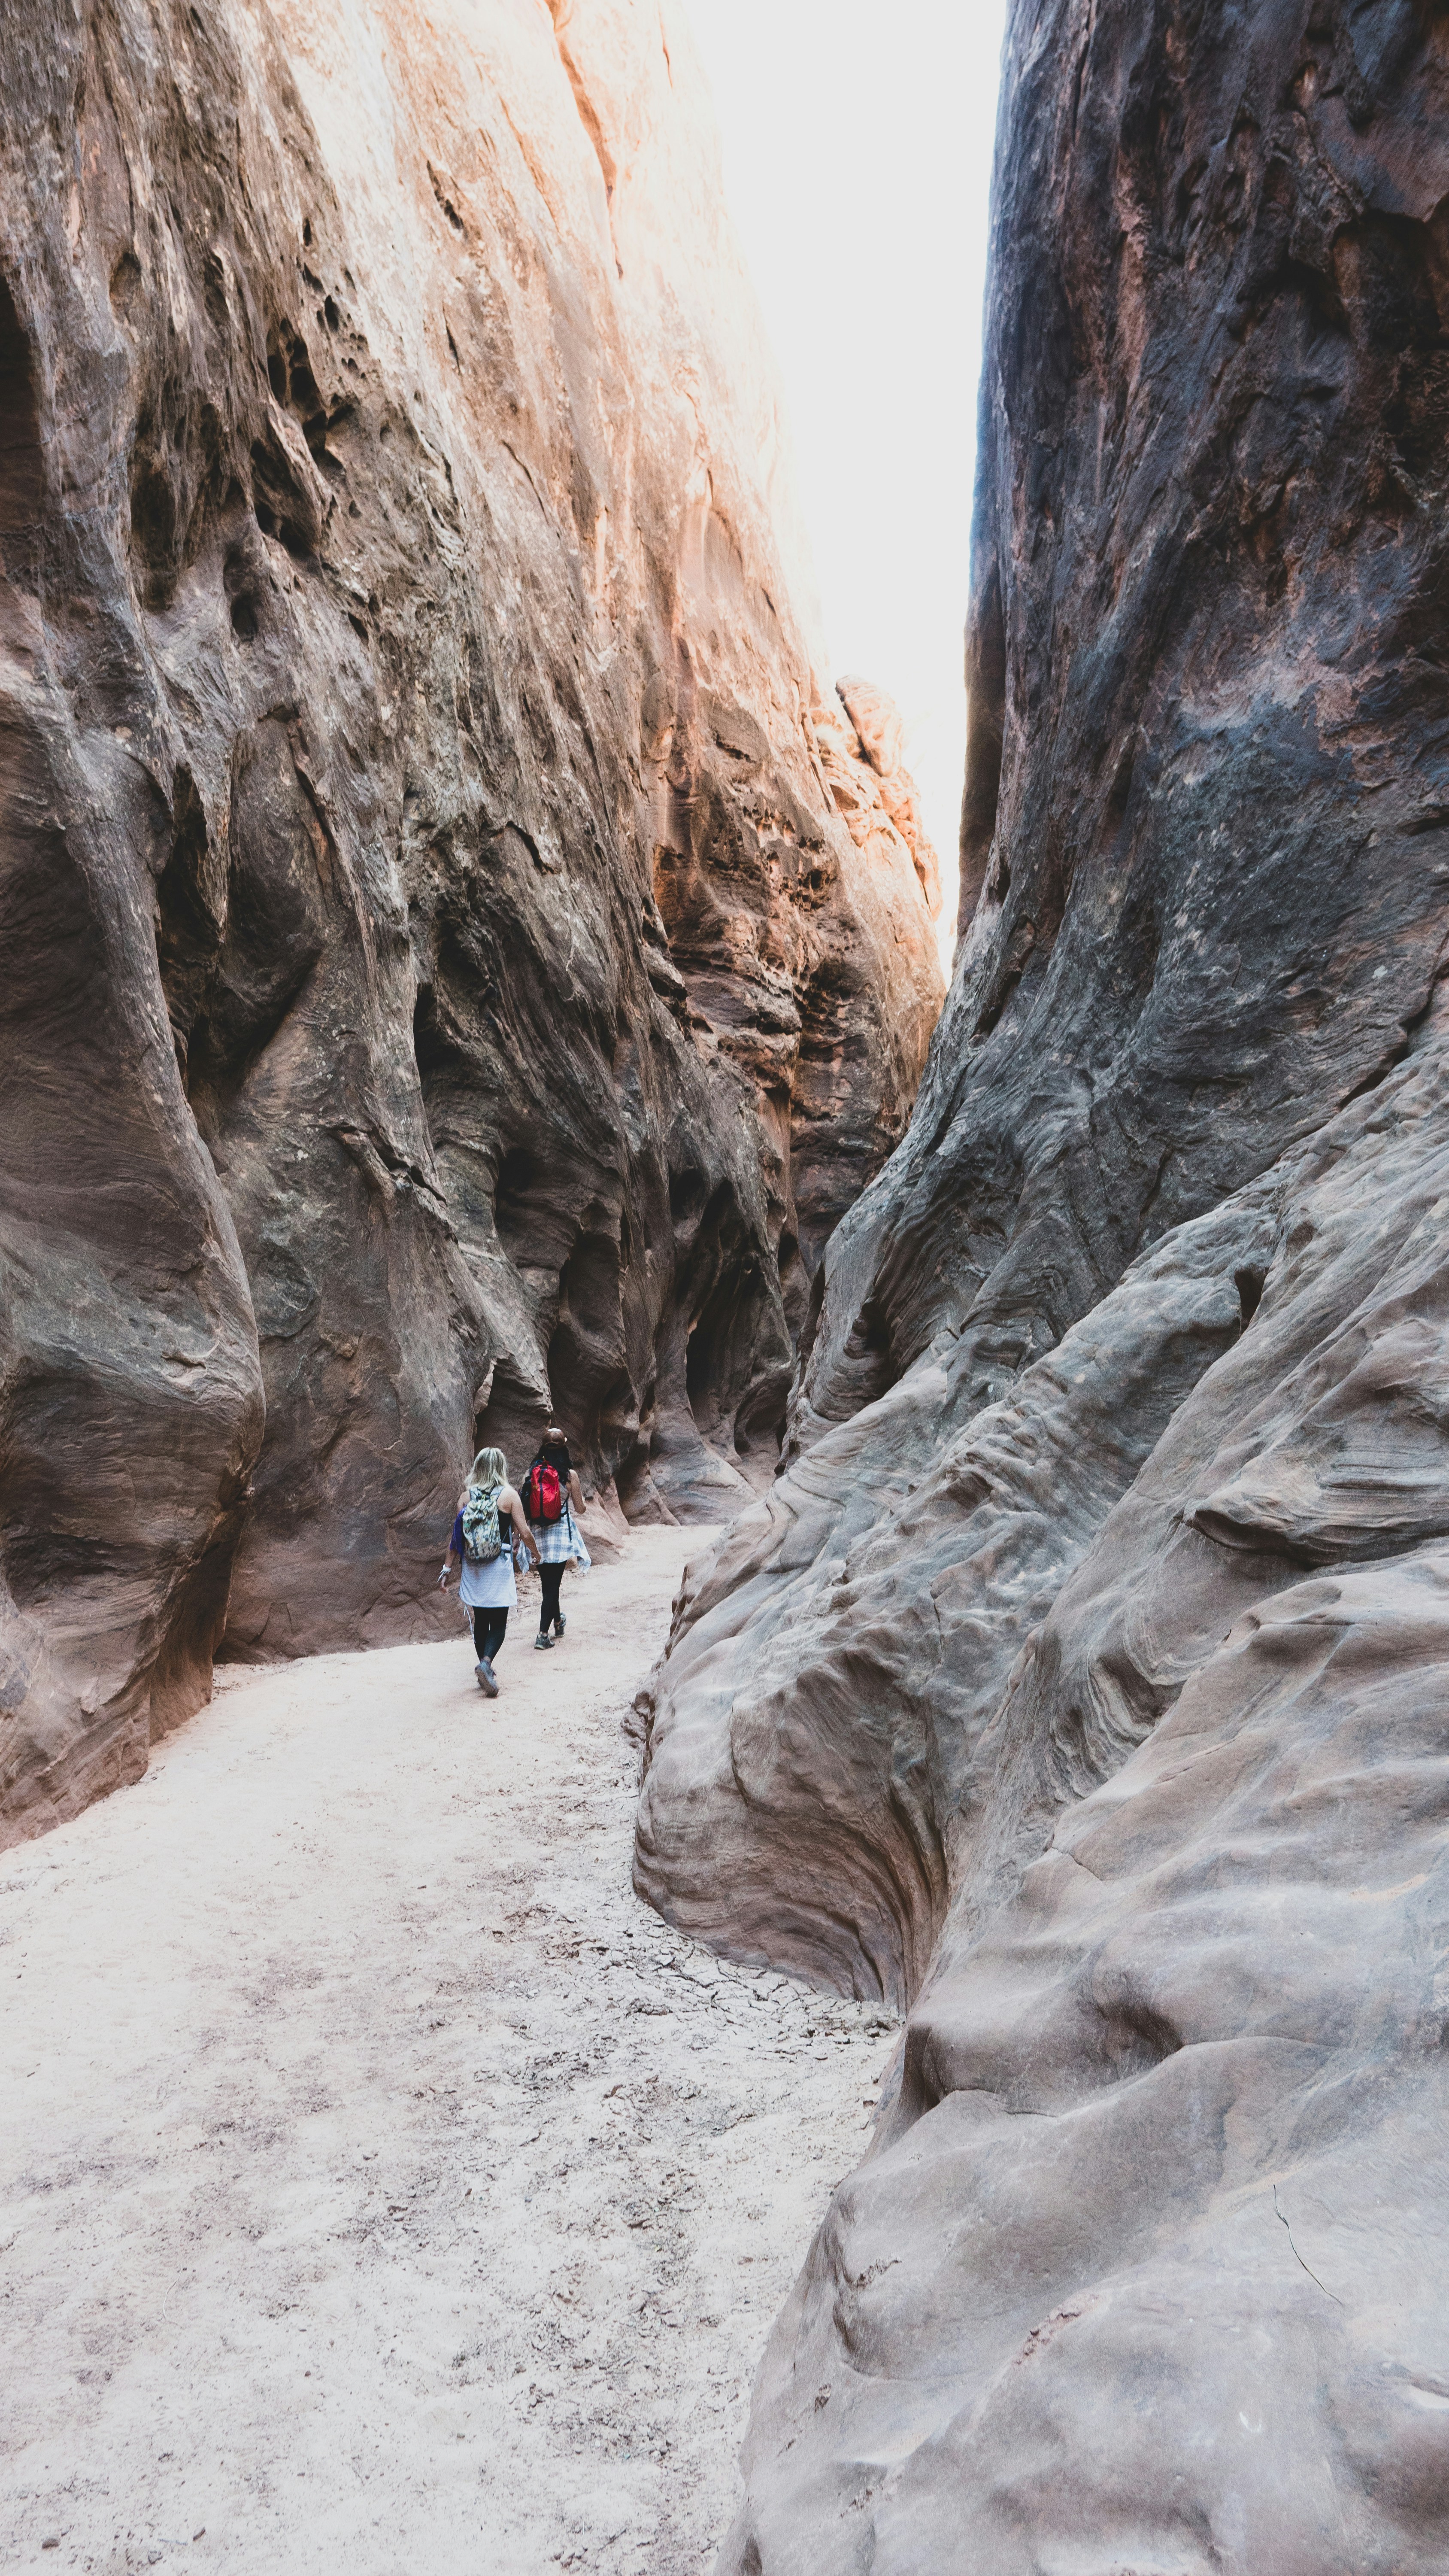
[[437, 1446, 540, 1697], [522, 1425, 590, 1649]]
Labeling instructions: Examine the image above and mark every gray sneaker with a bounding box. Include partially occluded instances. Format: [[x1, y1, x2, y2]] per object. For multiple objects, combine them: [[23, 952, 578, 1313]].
[[534, 1632, 555, 1650], [477, 1659, 499, 1696]]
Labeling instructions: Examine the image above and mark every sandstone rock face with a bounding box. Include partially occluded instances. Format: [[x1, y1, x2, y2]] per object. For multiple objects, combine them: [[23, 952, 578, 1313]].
[[717, 1009, 1449, 2575], [0, 0, 941, 1844], [634, 2, 1449, 2563]]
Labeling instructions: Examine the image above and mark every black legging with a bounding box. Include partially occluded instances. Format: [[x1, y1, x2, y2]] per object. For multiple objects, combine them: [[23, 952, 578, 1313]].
[[538, 1563, 564, 1636], [471, 1607, 508, 1664]]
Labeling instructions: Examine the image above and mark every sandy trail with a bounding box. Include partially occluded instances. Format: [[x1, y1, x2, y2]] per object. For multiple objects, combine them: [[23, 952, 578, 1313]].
[[0, 1529, 895, 2575]]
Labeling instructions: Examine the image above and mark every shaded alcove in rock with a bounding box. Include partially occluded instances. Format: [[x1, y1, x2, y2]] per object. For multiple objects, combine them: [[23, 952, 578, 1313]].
[[0, 269, 42, 568]]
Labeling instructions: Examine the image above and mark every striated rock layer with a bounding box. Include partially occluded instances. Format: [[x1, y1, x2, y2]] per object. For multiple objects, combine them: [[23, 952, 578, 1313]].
[[716, 1019, 1449, 2571], [0, 0, 942, 1844], [634, 2, 1449, 2566]]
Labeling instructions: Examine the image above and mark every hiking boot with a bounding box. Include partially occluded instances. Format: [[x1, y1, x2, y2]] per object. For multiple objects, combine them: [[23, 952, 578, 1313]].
[[534, 1631, 555, 1650], [553, 1612, 567, 1637], [477, 1659, 499, 1697]]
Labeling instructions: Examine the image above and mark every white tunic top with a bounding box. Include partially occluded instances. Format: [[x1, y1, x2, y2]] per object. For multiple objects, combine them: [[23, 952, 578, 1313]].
[[458, 1543, 518, 1611]]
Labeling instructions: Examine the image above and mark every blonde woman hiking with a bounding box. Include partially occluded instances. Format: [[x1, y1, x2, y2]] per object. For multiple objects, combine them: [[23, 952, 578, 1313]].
[[438, 1446, 540, 1696]]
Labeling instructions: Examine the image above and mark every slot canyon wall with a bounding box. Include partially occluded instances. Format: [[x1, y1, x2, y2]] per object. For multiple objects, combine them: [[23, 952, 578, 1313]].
[[636, 1, 1449, 2567], [0, 0, 943, 1846]]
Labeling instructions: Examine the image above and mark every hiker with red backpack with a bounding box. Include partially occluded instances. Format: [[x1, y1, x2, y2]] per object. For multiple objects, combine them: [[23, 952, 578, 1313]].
[[437, 1446, 540, 1696], [522, 1426, 589, 1649]]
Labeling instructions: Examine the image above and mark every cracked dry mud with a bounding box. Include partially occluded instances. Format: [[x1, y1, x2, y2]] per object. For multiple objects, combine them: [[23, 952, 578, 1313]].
[[0, 1530, 896, 2573]]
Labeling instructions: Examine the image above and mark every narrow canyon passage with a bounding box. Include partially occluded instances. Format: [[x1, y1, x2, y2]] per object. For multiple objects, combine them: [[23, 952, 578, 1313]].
[[0, 1531, 895, 2575]]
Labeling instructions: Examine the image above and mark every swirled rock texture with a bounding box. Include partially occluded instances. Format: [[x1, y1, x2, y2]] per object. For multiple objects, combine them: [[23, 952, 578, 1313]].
[[634, 1, 1449, 2565], [717, 1008, 1449, 2575], [0, 0, 941, 1844]]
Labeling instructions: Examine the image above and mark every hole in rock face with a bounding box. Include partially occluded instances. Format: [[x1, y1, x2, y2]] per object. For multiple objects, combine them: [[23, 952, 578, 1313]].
[[614, 1432, 653, 1518], [668, 1161, 706, 1229], [287, 337, 328, 457], [222, 534, 263, 643], [129, 449, 179, 609], [410, 981, 441, 1072], [0, 274, 42, 557], [1099, 1999, 1181, 2084], [249, 451, 312, 559], [1235, 1264, 1267, 1328], [843, 1294, 892, 1369], [250, 390, 321, 555], [494, 1144, 539, 1258], [972, 967, 1022, 1045], [109, 249, 142, 317]]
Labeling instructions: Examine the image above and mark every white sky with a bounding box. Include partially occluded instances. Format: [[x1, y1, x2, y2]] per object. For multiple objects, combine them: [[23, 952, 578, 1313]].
[[680, 0, 1009, 963]]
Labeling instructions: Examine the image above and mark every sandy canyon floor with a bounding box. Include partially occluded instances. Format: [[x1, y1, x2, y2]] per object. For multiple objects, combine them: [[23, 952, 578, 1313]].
[[1, 1529, 898, 2574]]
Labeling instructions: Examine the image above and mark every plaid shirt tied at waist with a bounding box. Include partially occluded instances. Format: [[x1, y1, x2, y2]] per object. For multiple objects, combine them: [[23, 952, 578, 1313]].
[[531, 1503, 581, 1564]]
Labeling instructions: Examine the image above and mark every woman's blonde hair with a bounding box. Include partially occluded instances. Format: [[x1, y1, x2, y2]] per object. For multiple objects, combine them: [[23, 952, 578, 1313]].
[[469, 1446, 506, 1490]]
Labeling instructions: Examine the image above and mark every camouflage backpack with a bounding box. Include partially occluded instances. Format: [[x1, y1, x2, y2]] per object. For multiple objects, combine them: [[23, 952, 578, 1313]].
[[461, 1482, 503, 1564]]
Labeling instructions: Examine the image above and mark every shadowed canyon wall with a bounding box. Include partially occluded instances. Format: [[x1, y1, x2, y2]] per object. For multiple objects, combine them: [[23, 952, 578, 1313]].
[[634, 1, 1449, 2565], [0, 0, 942, 1845]]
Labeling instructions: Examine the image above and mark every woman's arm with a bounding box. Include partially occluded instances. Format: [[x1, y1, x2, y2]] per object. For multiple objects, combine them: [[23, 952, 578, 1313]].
[[438, 1510, 464, 1590], [568, 1470, 585, 1513]]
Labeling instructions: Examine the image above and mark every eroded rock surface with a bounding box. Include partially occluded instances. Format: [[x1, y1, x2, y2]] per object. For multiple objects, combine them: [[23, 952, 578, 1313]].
[[720, 1001, 1449, 2576], [0, 0, 940, 1843], [640, 0, 1449, 1994], [634, 2, 1449, 2564]]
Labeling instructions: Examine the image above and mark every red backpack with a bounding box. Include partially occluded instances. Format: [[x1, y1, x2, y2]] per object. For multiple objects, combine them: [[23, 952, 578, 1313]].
[[525, 1460, 564, 1523]]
